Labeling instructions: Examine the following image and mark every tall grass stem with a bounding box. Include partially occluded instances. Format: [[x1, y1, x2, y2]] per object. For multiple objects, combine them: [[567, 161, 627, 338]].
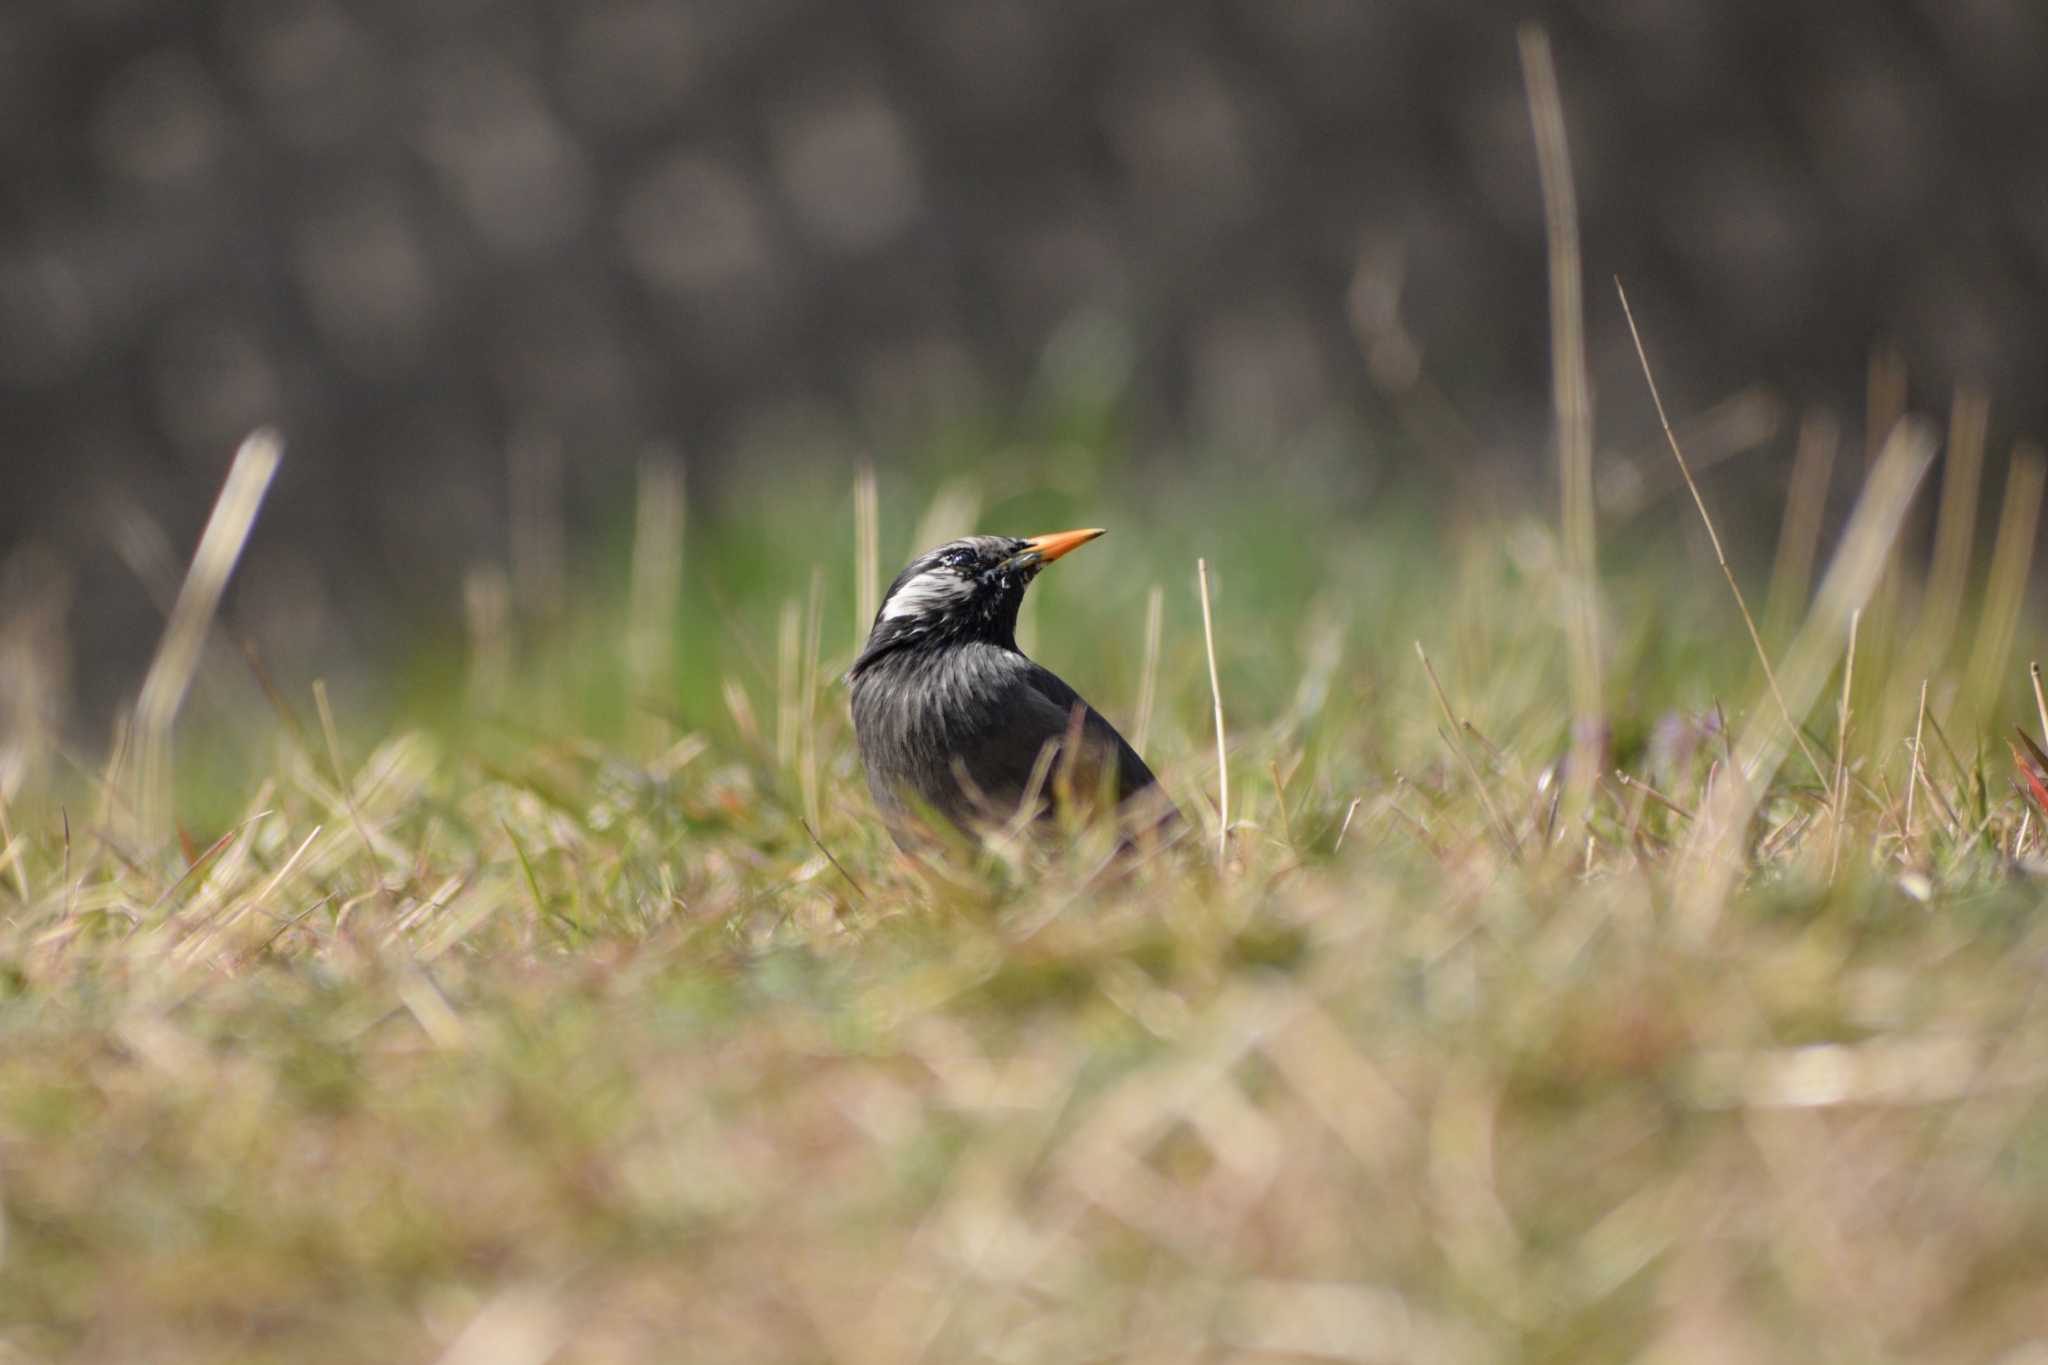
[[1198, 559, 1228, 865]]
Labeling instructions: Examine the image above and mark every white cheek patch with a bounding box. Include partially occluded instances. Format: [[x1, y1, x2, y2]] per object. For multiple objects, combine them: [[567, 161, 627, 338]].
[[882, 569, 974, 621]]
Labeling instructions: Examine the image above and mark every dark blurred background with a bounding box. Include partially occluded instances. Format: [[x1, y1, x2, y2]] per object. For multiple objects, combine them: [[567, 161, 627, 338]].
[[3, 0, 2046, 734]]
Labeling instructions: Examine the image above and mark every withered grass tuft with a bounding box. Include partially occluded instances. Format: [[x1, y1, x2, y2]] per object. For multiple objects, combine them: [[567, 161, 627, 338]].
[[7, 420, 2048, 1363]]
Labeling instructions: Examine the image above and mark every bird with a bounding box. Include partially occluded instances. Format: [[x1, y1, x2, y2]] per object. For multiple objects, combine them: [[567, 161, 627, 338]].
[[849, 528, 1179, 853]]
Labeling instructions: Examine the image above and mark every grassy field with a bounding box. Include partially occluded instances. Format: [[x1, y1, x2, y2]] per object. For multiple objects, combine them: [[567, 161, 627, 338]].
[[7, 401, 2048, 1364]]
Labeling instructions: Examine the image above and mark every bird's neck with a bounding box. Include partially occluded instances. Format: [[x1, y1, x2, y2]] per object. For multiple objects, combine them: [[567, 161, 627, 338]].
[[852, 601, 1023, 677]]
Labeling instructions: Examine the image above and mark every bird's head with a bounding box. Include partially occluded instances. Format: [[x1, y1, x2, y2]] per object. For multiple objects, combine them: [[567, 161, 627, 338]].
[[851, 528, 1104, 674]]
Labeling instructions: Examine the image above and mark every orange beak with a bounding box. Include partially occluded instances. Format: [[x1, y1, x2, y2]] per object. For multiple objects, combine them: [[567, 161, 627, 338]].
[[1020, 527, 1106, 565]]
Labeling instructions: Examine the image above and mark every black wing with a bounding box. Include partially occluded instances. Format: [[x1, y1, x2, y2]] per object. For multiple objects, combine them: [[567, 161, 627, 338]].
[[1018, 663, 1155, 799], [854, 647, 1178, 842]]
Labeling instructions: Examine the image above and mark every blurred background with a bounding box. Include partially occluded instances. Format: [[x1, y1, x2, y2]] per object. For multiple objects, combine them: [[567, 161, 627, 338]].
[[2, 0, 2046, 744]]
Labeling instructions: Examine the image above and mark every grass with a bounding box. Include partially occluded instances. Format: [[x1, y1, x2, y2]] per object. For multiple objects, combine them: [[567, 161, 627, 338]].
[[8, 398, 2048, 1364]]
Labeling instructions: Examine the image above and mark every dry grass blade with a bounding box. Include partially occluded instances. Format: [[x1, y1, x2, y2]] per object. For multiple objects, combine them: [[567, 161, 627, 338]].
[[1779, 428, 1933, 748], [2011, 739, 2048, 820], [1616, 281, 1827, 786], [430, 1282, 566, 1365], [237, 637, 312, 758], [2013, 726, 2048, 786], [1829, 609, 1860, 883], [1965, 445, 2046, 717], [2031, 661, 2048, 750], [134, 429, 282, 843], [1763, 409, 1839, 648], [1877, 388, 1990, 749], [1859, 352, 1910, 668], [1682, 420, 1936, 930], [177, 822, 324, 963], [1602, 389, 1781, 519], [501, 818, 548, 924], [776, 599, 800, 770], [1521, 24, 1602, 830], [0, 789, 27, 902], [799, 565, 825, 833], [314, 679, 384, 892], [139, 819, 248, 920], [1269, 758, 1298, 853], [1332, 795, 1364, 851], [1133, 582, 1165, 758], [1198, 558, 1229, 864], [800, 818, 865, 900], [1416, 640, 1520, 861], [1906, 679, 1928, 849], [1615, 769, 1694, 821], [1918, 707, 1975, 818], [854, 463, 880, 635]]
